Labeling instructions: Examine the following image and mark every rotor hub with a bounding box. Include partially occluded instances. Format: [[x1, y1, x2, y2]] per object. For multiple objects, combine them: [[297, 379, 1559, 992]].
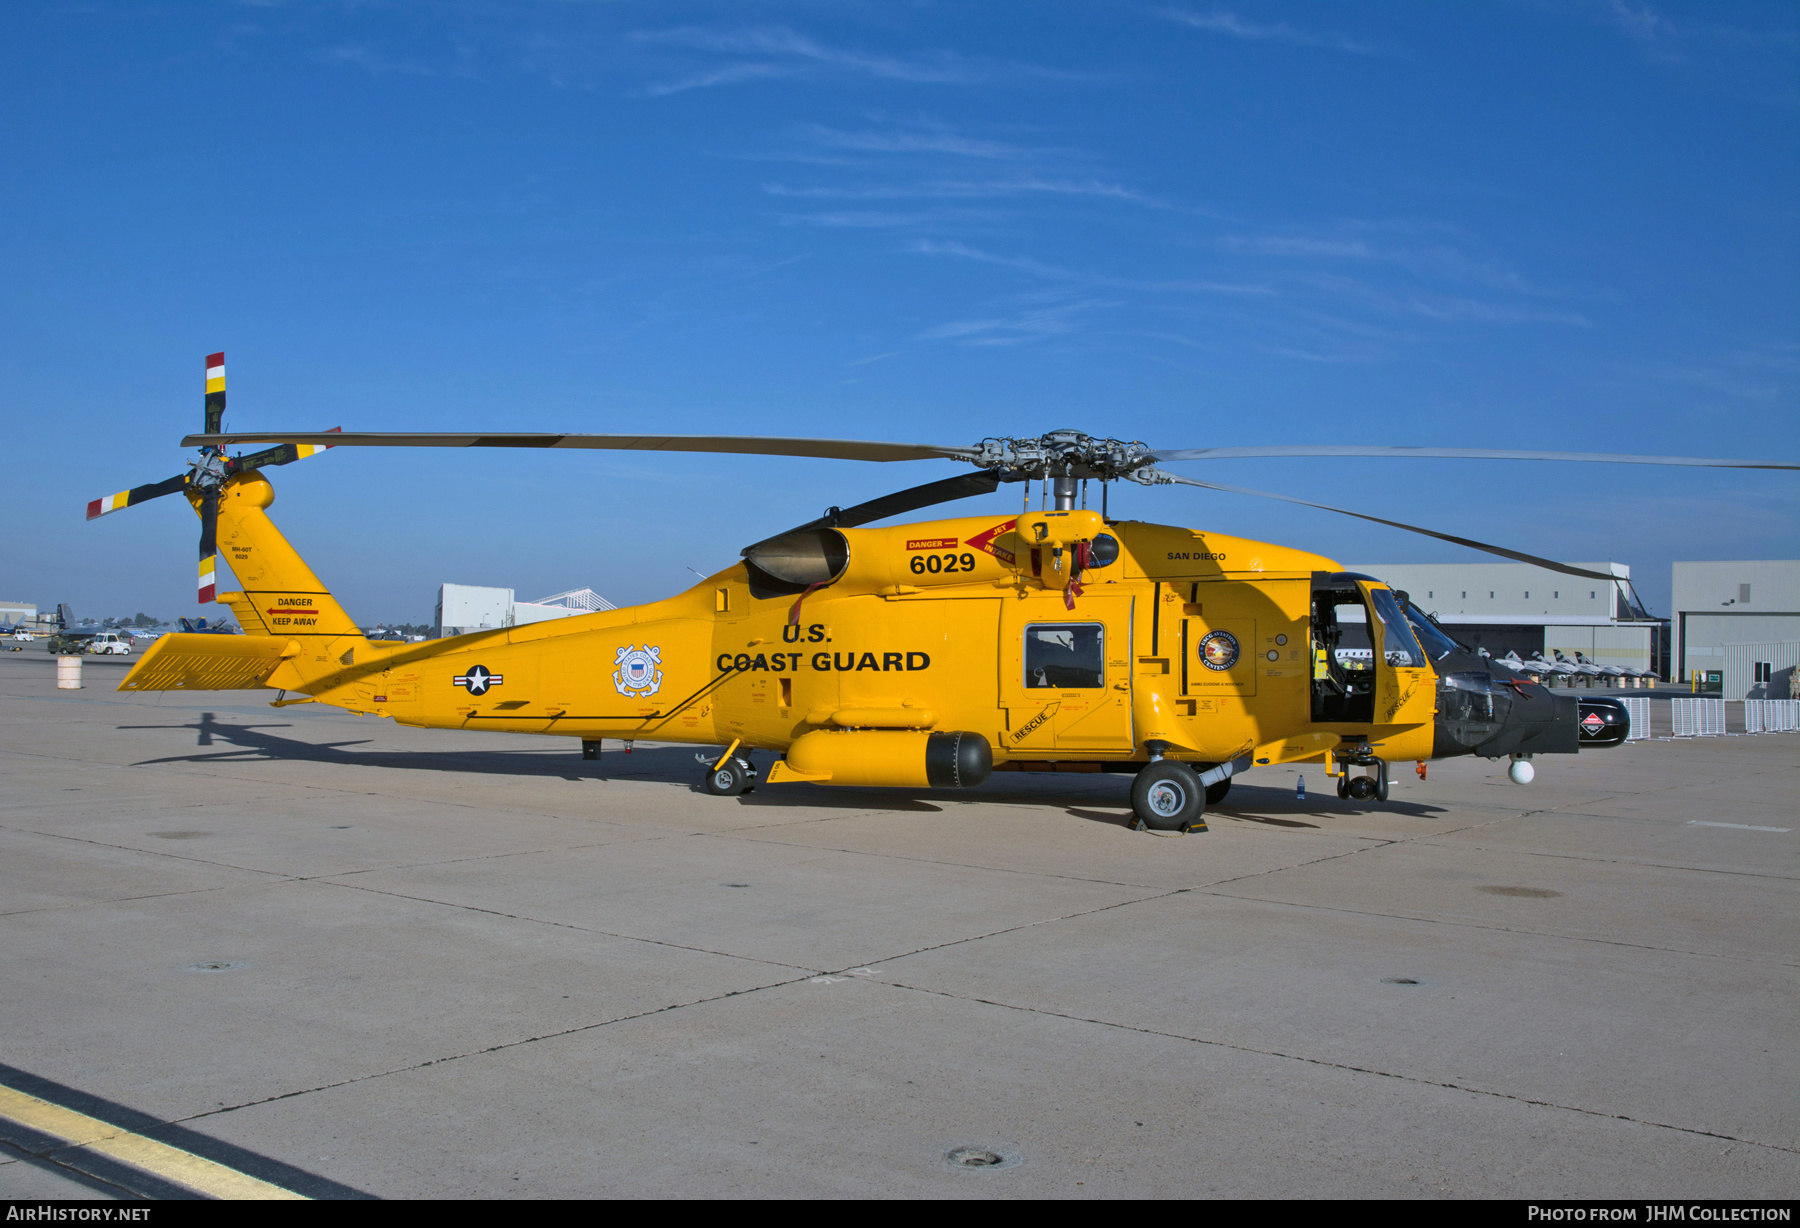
[[190, 450, 231, 491], [970, 432, 1156, 483]]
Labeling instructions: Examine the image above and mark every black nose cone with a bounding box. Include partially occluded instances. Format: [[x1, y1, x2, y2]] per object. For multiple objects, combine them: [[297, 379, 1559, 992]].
[[1576, 697, 1630, 748]]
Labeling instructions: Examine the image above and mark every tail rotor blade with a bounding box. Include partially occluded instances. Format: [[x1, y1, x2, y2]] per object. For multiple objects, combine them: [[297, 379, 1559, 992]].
[[204, 352, 226, 436], [233, 427, 341, 472], [86, 473, 188, 520], [198, 485, 219, 604]]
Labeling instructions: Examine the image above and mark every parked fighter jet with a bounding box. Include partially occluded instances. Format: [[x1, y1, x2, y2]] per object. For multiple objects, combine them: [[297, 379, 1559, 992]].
[[1575, 651, 1628, 683]]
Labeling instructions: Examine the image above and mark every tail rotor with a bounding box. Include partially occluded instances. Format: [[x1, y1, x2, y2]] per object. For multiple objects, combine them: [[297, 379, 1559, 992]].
[[84, 352, 338, 604]]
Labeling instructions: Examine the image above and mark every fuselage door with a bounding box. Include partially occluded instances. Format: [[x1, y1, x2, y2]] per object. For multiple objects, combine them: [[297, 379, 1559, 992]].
[[999, 596, 1134, 754], [1357, 580, 1435, 726]]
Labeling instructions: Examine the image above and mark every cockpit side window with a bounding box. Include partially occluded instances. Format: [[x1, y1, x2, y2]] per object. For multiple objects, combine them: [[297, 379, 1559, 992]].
[[1367, 587, 1425, 668], [1400, 600, 1460, 662]]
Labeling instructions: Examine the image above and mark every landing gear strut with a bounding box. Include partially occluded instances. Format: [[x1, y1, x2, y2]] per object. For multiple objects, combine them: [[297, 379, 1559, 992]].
[[1337, 757, 1389, 802], [701, 741, 758, 796]]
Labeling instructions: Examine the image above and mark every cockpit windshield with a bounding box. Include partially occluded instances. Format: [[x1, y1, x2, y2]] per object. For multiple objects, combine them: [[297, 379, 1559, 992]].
[[1366, 586, 1425, 668], [1401, 602, 1460, 662]]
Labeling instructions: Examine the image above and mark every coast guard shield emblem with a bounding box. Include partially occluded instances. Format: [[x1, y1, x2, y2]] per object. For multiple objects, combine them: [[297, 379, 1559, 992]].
[[613, 645, 664, 698]]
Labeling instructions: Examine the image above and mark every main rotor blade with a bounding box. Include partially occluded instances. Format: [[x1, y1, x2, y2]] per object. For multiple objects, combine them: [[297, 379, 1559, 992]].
[[813, 471, 1004, 532], [1156, 472, 1619, 581], [1150, 445, 1799, 470], [184, 432, 978, 465], [86, 474, 188, 520], [747, 471, 1004, 555]]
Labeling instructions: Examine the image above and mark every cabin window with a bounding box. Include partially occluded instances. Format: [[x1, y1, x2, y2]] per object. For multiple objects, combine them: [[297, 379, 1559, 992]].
[[1024, 623, 1105, 689]]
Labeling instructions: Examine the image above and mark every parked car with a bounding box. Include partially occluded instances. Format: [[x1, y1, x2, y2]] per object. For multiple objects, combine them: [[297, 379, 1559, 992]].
[[87, 631, 133, 655]]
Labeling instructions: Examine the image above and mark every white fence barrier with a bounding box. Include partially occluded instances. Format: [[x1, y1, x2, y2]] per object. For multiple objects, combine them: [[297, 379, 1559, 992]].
[[1671, 697, 1726, 737], [1621, 697, 1651, 740], [1744, 699, 1800, 734]]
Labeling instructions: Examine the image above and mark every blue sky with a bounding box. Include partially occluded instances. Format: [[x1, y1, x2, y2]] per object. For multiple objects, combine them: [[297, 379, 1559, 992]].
[[2, 0, 1795, 622]]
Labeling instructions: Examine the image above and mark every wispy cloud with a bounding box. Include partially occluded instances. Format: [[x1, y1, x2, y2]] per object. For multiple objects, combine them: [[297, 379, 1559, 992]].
[[1403, 296, 1590, 326], [780, 208, 995, 229], [644, 62, 789, 97], [1224, 235, 1375, 259], [1588, 0, 1799, 102], [1224, 227, 1600, 302], [917, 296, 1114, 347], [1628, 342, 1799, 401], [325, 45, 440, 77], [1159, 8, 1381, 55], [911, 238, 1272, 295], [1603, 0, 1679, 44], [797, 123, 1031, 159], [1260, 344, 1381, 364], [763, 176, 1154, 204], [634, 26, 1082, 94]]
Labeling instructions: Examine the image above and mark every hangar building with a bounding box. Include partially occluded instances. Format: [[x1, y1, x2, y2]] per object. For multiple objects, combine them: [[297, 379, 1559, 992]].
[[1671, 560, 1799, 699], [1345, 561, 1665, 677], [434, 585, 617, 639]]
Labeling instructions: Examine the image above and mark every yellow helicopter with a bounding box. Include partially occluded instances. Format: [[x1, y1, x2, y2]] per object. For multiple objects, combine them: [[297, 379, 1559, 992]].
[[90, 355, 1797, 831]]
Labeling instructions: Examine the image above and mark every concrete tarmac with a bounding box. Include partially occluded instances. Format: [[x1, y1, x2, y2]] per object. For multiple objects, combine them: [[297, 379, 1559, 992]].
[[0, 649, 1795, 1199]]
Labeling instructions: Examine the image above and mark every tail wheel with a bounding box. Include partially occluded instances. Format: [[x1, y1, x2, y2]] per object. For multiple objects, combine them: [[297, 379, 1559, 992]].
[[1132, 761, 1204, 831], [704, 756, 756, 797]]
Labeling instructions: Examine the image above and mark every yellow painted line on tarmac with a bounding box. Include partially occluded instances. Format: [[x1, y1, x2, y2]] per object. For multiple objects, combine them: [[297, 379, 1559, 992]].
[[0, 1084, 307, 1200]]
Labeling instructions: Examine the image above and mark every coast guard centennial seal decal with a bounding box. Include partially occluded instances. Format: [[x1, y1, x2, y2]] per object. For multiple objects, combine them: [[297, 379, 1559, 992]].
[[1198, 630, 1240, 672], [613, 645, 664, 698]]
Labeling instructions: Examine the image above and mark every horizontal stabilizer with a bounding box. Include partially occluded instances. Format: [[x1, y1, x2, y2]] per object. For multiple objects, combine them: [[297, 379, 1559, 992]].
[[118, 633, 299, 692]]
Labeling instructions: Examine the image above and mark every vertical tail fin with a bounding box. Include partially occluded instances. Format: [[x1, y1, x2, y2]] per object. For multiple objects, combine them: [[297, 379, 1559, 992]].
[[200, 473, 365, 661]]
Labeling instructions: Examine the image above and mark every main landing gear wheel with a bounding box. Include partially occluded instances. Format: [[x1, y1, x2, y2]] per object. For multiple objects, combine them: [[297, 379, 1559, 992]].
[[1205, 778, 1231, 806], [1132, 761, 1205, 832], [704, 756, 756, 797]]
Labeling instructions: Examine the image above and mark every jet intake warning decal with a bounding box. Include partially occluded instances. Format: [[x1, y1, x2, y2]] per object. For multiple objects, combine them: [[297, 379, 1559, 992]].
[[454, 665, 502, 695], [614, 645, 664, 698]]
